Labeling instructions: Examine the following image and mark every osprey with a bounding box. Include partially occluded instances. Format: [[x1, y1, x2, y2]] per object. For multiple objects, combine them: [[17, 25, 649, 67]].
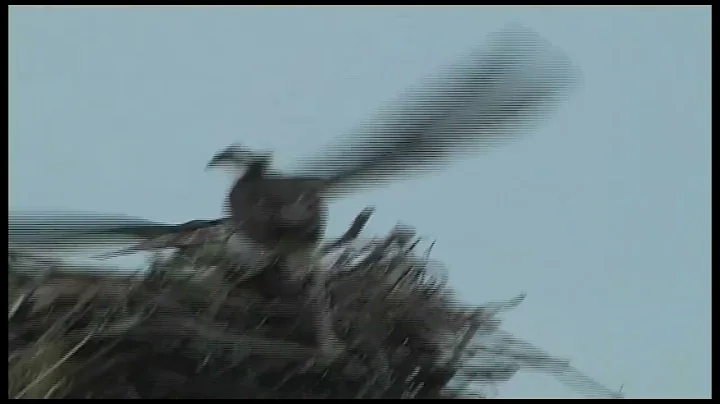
[[9, 24, 582, 363]]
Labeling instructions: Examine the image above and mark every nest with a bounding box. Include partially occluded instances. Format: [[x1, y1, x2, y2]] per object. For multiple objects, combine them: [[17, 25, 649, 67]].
[[8, 221, 525, 399]]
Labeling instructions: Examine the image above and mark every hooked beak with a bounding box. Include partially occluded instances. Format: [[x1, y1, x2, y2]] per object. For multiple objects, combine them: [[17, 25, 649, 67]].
[[205, 155, 226, 171], [205, 149, 237, 172]]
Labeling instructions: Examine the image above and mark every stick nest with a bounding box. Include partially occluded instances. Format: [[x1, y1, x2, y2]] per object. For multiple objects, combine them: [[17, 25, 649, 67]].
[[8, 222, 522, 399]]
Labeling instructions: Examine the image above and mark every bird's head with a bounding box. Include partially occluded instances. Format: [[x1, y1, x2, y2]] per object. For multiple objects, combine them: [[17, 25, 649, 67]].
[[205, 143, 274, 180]]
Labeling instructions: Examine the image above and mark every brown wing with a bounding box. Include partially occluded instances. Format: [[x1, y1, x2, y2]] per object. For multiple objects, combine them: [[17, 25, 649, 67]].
[[287, 24, 582, 201], [97, 221, 234, 259]]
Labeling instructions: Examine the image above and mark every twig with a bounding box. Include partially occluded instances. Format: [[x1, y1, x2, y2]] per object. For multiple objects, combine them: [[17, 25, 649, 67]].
[[321, 207, 375, 253]]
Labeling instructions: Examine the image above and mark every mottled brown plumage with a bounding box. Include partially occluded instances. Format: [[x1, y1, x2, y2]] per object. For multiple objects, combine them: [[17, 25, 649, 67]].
[[214, 158, 344, 360], [228, 164, 328, 250]]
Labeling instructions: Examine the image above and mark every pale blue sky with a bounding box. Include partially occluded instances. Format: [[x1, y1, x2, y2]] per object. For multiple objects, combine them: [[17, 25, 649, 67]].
[[9, 7, 711, 398]]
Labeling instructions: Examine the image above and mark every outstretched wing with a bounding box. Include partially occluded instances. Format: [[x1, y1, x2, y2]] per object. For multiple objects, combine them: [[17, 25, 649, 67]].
[[288, 24, 582, 200], [9, 211, 225, 260], [9, 208, 375, 263], [94, 219, 233, 259]]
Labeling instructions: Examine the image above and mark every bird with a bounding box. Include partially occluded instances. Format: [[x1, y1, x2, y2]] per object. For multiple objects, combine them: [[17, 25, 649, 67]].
[[9, 24, 582, 364], [200, 24, 580, 361]]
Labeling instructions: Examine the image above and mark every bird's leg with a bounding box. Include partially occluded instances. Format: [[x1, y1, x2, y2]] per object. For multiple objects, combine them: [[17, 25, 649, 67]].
[[308, 265, 345, 363], [284, 247, 345, 363]]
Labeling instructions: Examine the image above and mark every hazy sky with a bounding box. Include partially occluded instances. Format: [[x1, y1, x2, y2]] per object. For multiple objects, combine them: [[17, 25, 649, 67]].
[[9, 6, 711, 398]]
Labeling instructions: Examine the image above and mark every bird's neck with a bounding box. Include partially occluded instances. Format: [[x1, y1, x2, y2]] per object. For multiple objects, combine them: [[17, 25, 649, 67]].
[[239, 161, 267, 182]]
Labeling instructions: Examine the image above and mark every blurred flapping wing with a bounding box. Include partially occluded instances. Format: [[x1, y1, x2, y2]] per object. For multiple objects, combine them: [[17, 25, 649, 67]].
[[288, 24, 582, 200]]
